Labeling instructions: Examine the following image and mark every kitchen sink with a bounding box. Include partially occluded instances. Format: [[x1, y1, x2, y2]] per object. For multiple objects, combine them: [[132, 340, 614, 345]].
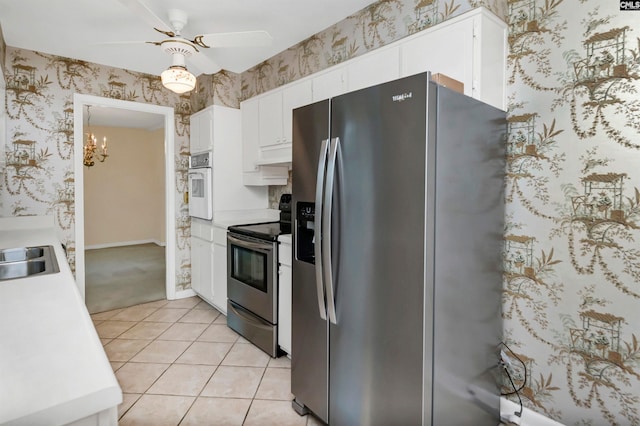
[[0, 247, 45, 262], [0, 246, 60, 281]]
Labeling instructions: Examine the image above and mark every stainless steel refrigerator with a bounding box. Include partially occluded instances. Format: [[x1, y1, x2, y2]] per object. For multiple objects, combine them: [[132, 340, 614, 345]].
[[291, 72, 506, 425]]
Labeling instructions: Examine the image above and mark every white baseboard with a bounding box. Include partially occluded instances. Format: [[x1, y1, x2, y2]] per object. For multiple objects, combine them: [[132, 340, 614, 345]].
[[501, 398, 565, 426], [86, 239, 166, 250], [172, 289, 196, 300]]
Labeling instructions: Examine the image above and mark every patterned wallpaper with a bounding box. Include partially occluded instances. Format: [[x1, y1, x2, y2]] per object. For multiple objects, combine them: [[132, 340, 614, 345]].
[[226, 0, 637, 423], [3, 0, 639, 422], [1, 47, 194, 291], [503, 0, 640, 423], [240, 0, 507, 100], [191, 70, 242, 111], [0, 22, 6, 76]]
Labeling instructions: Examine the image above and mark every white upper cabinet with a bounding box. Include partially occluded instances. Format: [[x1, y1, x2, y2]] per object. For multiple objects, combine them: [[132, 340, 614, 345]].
[[401, 18, 472, 92], [258, 91, 283, 148], [241, 98, 289, 185], [346, 45, 401, 93], [240, 7, 506, 178], [400, 9, 506, 110], [257, 79, 312, 150], [312, 66, 347, 102], [282, 80, 313, 144], [241, 99, 261, 173], [189, 107, 213, 154]]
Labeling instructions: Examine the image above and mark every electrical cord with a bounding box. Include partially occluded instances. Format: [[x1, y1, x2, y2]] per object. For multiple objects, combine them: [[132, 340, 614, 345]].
[[498, 341, 525, 418]]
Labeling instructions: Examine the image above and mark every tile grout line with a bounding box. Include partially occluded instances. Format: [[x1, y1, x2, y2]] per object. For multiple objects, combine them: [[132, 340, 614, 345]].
[[117, 299, 228, 423], [104, 297, 295, 424], [114, 299, 200, 421]]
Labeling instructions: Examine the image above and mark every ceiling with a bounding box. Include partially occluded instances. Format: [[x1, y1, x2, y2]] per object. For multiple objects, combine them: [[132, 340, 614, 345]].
[[0, 0, 375, 76]]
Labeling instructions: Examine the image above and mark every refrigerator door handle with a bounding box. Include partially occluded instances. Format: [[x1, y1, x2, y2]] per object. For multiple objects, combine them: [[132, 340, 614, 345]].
[[323, 137, 339, 325], [314, 138, 329, 320]]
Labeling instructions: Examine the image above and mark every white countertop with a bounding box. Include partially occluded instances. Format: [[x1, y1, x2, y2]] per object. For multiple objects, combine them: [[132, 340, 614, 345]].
[[212, 208, 280, 229], [278, 234, 292, 244], [0, 216, 122, 425]]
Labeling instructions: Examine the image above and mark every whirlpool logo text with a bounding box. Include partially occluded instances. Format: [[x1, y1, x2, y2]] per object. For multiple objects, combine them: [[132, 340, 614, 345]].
[[392, 92, 413, 102]]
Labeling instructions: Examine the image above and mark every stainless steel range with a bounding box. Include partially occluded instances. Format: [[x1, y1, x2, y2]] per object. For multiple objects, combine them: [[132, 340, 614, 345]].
[[226, 194, 291, 357]]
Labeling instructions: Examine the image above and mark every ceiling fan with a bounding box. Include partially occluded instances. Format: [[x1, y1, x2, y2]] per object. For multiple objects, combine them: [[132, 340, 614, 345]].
[[117, 0, 273, 93]]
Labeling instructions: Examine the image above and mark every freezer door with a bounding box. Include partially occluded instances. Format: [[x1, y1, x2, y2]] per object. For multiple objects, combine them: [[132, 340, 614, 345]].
[[291, 100, 330, 423], [328, 73, 429, 425]]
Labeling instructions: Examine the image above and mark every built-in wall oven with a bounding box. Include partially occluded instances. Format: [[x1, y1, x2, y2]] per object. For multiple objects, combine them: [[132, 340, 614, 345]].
[[227, 194, 291, 357], [188, 151, 212, 220]]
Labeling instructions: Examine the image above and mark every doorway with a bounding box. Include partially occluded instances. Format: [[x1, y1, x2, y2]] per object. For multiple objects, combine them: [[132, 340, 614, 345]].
[[74, 94, 177, 308]]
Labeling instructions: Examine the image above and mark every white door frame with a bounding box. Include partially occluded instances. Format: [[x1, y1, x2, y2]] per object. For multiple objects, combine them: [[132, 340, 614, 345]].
[[73, 94, 177, 300]]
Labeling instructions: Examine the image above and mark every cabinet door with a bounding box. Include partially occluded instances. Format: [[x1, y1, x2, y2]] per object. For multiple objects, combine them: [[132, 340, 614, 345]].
[[191, 237, 214, 304], [400, 19, 473, 96], [259, 92, 283, 148], [241, 99, 260, 173], [190, 108, 214, 153], [212, 243, 228, 314], [197, 109, 213, 152], [278, 263, 292, 355], [189, 113, 200, 154], [282, 80, 312, 143], [312, 67, 347, 102], [347, 46, 400, 92]]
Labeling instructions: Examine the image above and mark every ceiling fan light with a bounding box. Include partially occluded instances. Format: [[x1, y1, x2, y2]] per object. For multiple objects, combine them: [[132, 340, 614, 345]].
[[161, 66, 196, 94]]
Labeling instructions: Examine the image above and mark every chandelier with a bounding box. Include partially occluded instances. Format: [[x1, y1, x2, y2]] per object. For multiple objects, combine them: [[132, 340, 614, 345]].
[[83, 105, 108, 167]]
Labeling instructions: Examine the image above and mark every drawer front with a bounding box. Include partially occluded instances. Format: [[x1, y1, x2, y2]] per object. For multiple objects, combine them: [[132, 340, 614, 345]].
[[227, 300, 277, 357], [191, 221, 214, 241], [213, 227, 228, 245]]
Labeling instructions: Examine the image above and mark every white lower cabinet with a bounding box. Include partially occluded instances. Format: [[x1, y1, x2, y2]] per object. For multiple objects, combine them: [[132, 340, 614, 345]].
[[212, 227, 228, 314], [191, 224, 214, 305], [278, 237, 292, 355]]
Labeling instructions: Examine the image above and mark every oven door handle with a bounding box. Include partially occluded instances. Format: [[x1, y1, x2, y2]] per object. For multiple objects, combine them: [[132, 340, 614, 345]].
[[227, 234, 273, 252], [314, 138, 329, 321]]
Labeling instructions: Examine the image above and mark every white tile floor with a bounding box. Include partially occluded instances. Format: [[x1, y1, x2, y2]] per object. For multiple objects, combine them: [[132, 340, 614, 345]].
[[91, 297, 323, 426]]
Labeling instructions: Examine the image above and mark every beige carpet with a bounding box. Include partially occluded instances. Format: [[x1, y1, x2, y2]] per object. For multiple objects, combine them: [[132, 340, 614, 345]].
[[85, 243, 166, 314]]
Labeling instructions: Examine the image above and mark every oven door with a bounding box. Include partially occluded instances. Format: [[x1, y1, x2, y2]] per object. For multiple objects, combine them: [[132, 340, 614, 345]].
[[188, 168, 212, 220], [227, 233, 278, 323]]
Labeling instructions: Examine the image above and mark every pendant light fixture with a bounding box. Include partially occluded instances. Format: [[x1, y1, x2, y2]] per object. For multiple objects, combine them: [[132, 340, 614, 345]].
[[160, 41, 196, 94]]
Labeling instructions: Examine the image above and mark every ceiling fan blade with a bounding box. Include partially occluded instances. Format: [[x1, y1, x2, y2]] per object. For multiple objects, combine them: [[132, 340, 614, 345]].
[[196, 30, 272, 48], [92, 40, 156, 46], [189, 53, 222, 75], [116, 0, 173, 33]]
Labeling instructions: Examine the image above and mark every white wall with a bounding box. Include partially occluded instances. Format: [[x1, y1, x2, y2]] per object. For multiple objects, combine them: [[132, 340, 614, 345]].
[[84, 125, 165, 247]]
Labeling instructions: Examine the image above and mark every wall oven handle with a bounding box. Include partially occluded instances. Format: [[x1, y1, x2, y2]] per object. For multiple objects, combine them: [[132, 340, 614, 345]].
[[227, 234, 273, 252], [323, 137, 339, 325], [314, 138, 329, 321]]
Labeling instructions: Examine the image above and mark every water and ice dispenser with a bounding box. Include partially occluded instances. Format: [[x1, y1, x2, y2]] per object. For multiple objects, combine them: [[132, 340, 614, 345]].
[[296, 202, 315, 264]]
